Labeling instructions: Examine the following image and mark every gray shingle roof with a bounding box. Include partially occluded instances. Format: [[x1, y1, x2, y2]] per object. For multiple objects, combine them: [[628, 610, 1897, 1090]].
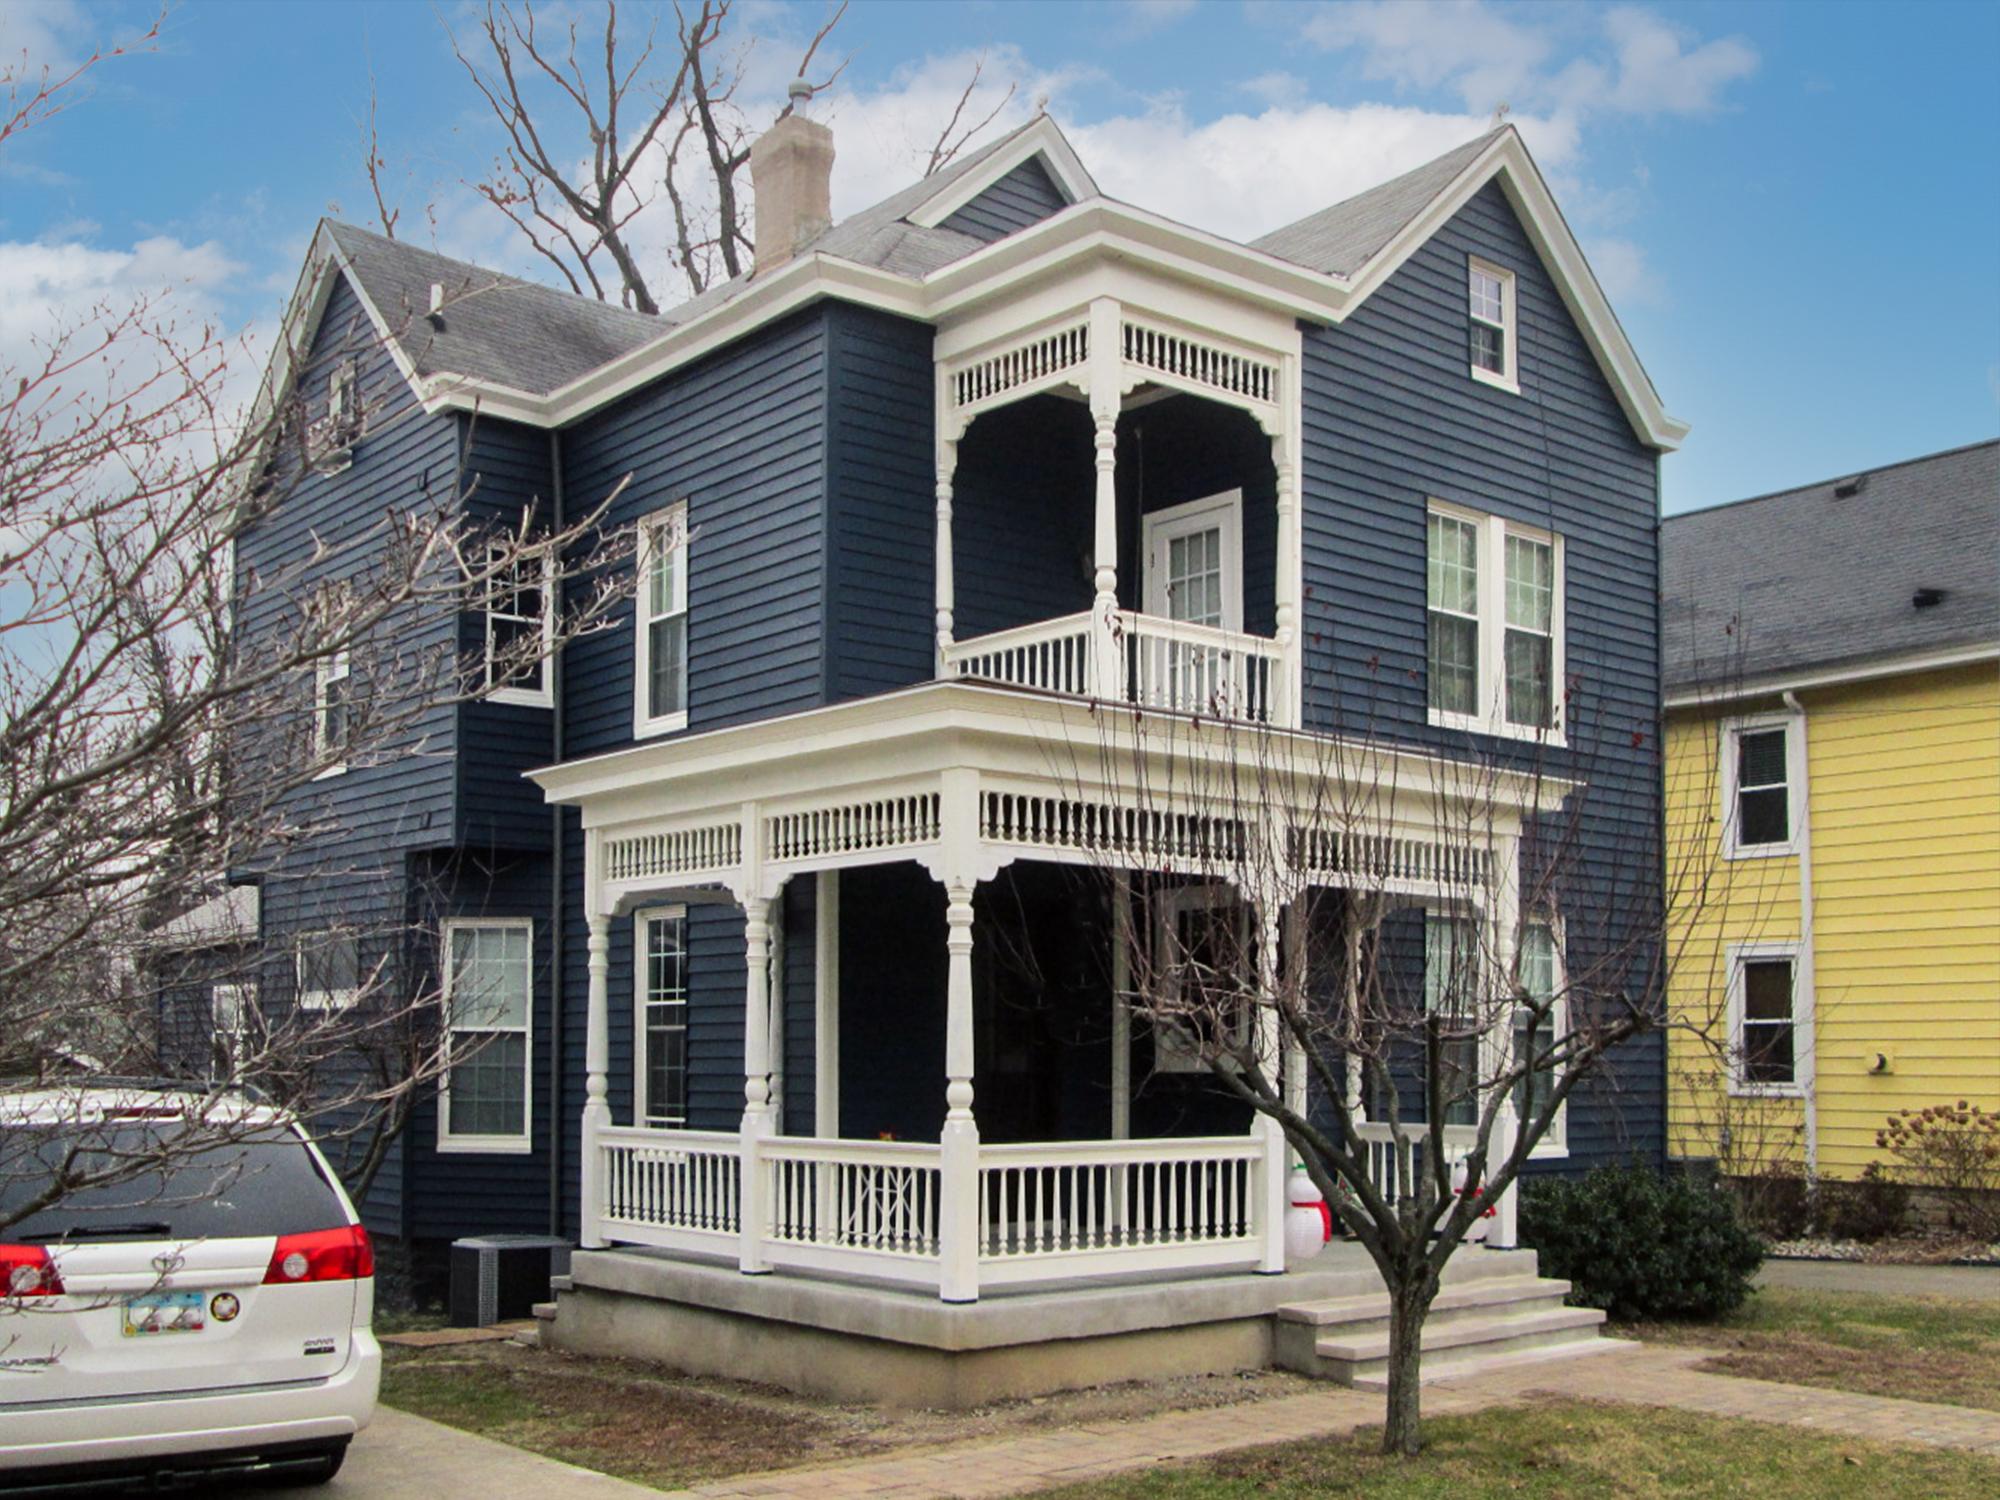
[[1662, 440, 2000, 691], [324, 222, 661, 395], [1251, 129, 1505, 277]]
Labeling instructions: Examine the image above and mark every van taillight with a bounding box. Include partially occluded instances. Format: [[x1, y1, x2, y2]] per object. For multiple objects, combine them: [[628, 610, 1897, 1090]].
[[0, 1244, 63, 1297], [262, 1225, 374, 1284]]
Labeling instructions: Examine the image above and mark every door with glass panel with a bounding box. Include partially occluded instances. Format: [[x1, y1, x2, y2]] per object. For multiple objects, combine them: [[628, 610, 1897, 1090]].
[[1141, 491, 1243, 712]]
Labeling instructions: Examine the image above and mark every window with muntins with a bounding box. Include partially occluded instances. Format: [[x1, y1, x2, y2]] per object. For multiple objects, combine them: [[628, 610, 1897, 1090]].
[[1468, 259, 1516, 390], [1736, 728, 1789, 847], [1511, 922, 1565, 1151], [485, 544, 552, 704], [296, 931, 359, 1010], [1424, 912, 1479, 1126], [1737, 955, 1797, 1090], [635, 504, 688, 735], [637, 908, 689, 1127], [1427, 505, 1563, 739], [442, 921, 531, 1148]]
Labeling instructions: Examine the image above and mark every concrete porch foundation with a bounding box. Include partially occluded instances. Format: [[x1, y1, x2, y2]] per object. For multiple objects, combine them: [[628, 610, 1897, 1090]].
[[543, 1243, 1542, 1407]]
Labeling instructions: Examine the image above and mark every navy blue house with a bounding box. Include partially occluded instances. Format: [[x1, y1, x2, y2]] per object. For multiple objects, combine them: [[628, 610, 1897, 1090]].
[[221, 111, 1685, 1317]]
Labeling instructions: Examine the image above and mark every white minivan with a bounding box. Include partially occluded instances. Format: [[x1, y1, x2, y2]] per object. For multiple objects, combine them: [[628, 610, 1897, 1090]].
[[0, 1086, 380, 1491]]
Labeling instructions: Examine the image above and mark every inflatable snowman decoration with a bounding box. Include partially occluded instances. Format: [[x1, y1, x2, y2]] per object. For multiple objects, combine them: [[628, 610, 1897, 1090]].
[[1284, 1166, 1334, 1262]]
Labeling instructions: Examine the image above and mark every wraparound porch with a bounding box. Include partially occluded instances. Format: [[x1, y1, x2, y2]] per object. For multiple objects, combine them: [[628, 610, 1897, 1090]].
[[531, 681, 1568, 1305]]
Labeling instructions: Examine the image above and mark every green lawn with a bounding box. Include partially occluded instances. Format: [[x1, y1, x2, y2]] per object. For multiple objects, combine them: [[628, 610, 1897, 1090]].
[[1034, 1398, 2000, 1499], [1625, 1286, 2000, 1411]]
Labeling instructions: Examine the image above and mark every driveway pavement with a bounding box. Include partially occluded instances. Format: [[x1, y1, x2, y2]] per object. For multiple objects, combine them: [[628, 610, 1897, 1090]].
[[1758, 1258, 2000, 1300], [257, 1407, 658, 1499]]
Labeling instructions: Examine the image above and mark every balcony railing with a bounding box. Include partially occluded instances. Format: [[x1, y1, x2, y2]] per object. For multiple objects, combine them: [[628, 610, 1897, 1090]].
[[942, 610, 1287, 725]]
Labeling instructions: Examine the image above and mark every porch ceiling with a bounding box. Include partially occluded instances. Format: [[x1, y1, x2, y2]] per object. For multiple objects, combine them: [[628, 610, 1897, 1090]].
[[529, 680, 1576, 912]]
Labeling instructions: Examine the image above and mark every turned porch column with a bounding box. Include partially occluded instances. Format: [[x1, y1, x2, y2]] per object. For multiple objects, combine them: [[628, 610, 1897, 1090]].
[[1087, 297, 1123, 702], [1269, 428, 1302, 726], [579, 908, 612, 1249], [938, 878, 982, 1301], [739, 891, 776, 1274], [934, 440, 958, 674]]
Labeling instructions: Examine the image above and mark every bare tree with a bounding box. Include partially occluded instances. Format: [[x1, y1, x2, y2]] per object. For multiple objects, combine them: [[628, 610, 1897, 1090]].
[[0, 49, 638, 1231], [1055, 680, 1703, 1455]]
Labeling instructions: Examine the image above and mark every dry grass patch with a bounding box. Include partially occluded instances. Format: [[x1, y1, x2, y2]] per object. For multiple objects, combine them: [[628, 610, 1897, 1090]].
[[379, 1337, 1316, 1490], [1625, 1286, 2000, 1411], [1036, 1397, 2000, 1498]]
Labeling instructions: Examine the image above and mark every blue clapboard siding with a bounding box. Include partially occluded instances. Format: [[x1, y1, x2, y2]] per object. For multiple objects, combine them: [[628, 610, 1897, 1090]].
[[1299, 179, 1664, 1173], [939, 156, 1070, 244], [560, 309, 830, 757], [456, 414, 557, 851], [824, 306, 937, 700], [952, 396, 1095, 638]]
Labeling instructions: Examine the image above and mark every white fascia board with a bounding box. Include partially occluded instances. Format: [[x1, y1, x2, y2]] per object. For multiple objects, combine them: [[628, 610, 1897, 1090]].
[[528, 680, 1578, 825], [1665, 640, 2000, 710], [906, 117, 1096, 228]]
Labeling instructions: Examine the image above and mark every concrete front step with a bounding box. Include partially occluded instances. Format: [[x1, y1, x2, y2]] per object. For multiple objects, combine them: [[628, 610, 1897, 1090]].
[[531, 1300, 558, 1322], [1273, 1275, 1612, 1386], [1349, 1331, 1640, 1390]]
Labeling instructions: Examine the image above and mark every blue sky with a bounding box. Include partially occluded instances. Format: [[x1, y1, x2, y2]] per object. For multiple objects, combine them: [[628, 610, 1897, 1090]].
[[3, 0, 1994, 513]]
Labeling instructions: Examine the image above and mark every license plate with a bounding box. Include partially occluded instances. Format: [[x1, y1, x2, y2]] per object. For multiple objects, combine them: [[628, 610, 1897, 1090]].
[[123, 1290, 207, 1337]]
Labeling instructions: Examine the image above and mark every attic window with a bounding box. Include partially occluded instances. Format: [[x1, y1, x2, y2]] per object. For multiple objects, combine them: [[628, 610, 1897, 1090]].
[[1468, 258, 1517, 394]]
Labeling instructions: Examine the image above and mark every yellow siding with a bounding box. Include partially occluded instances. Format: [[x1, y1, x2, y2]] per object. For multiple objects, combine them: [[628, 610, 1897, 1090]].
[[1667, 661, 2000, 1181]]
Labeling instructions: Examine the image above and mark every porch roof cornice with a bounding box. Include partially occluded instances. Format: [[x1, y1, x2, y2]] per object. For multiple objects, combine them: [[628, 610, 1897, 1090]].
[[526, 681, 1577, 828]]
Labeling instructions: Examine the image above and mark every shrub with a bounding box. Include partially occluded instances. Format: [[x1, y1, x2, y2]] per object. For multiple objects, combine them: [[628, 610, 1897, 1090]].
[[1823, 1163, 1911, 1242], [1520, 1164, 1764, 1321], [1877, 1103, 2000, 1242], [1734, 1166, 1813, 1240]]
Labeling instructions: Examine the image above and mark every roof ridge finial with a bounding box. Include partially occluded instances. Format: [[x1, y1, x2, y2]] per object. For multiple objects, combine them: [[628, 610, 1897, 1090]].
[[1490, 102, 1510, 131]]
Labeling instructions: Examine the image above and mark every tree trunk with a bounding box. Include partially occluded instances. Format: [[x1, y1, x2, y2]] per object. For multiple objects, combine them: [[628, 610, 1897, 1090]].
[[1380, 1273, 1437, 1456]]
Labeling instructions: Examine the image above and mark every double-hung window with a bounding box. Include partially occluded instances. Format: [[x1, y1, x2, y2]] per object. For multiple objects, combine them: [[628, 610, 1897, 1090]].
[[1728, 943, 1802, 1096], [634, 503, 689, 736], [1424, 912, 1480, 1126], [1468, 257, 1517, 392], [1721, 715, 1799, 857], [1427, 504, 1564, 739], [313, 651, 351, 773], [440, 920, 532, 1151], [635, 907, 690, 1127], [1511, 922, 1567, 1154], [485, 543, 554, 706]]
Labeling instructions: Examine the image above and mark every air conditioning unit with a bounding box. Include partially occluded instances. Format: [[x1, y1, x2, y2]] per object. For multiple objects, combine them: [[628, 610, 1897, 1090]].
[[447, 1234, 572, 1327]]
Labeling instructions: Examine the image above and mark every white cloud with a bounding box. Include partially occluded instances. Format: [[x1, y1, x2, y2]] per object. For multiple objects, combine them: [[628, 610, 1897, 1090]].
[[0, 0, 87, 76], [1119, 0, 1199, 34], [1238, 71, 1309, 108], [1298, 1, 1756, 120], [1580, 236, 1659, 305]]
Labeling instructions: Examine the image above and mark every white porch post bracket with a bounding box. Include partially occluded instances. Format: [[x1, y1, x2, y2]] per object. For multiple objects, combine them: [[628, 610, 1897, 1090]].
[[934, 431, 959, 673], [580, 897, 612, 1250], [1485, 829, 1523, 1250], [939, 876, 981, 1302], [1087, 296, 1123, 702]]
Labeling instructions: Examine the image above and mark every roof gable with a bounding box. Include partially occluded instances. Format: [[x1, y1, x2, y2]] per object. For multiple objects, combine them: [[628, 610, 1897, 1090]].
[[938, 155, 1071, 245]]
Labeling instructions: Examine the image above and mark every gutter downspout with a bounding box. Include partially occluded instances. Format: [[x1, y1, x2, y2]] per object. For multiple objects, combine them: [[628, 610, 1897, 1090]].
[[548, 429, 567, 1238], [1782, 690, 1818, 1185]]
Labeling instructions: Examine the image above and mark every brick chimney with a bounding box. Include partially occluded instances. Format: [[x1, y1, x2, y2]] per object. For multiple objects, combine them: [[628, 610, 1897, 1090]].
[[750, 80, 834, 276]]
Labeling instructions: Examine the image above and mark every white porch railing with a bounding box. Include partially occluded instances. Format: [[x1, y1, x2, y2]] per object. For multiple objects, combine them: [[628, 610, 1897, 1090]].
[[588, 1124, 1270, 1296], [941, 609, 1286, 725], [977, 1136, 1264, 1286], [1349, 1118, 1517, 1246]]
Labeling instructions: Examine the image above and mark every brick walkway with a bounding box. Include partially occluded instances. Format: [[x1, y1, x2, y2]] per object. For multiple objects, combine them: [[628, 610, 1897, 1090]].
[[659, 1345, 2000, 1499]]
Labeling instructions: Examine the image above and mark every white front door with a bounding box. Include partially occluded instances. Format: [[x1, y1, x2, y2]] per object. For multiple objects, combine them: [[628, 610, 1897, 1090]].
[[1142, 490, 1244, 631]]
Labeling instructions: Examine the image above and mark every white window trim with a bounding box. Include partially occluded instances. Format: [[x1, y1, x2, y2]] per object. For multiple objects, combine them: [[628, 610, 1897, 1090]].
[[1517, 918, 1568, 1159], [1468, 256, 1520, 395], [1725, 939, 1806, 1099], [1142, 489, 1245, 632], [1150, 884, 1249, 1075], [634, 905, 691, 1129], [633, 502, 690, 738], [295, 932, 359, 1012], [312, 650, 350, 777], [210, 982, 258, 1083], [485, 545, 556, 708], [1719, 711, 1803, 860], [437, 917, 535, 1154], [1426, 501, 1566, 745]]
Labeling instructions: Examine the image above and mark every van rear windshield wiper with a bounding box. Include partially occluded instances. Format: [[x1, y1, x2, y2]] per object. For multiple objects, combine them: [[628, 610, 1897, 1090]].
[[55, 1222, 176, 1240]]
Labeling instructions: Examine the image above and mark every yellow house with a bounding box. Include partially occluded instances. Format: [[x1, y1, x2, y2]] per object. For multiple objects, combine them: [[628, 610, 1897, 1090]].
[[1662, 440, 2000, 1184]]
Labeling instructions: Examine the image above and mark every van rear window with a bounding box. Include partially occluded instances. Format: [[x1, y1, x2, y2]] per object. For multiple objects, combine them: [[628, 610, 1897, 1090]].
[[0, 1124, 348, 1243]]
